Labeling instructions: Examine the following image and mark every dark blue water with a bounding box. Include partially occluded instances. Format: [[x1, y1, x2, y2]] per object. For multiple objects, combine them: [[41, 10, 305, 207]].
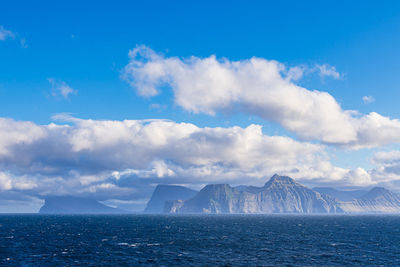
[[1, 215, 400, 266]]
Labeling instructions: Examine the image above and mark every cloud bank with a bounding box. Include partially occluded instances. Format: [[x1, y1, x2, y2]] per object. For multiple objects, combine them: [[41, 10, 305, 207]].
[[122, 46, 400, 149], [0, 116, 373, 201]]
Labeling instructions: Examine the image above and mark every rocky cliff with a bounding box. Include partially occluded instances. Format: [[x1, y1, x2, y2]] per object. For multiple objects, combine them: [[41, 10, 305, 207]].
[[145, 184, 198, 213]]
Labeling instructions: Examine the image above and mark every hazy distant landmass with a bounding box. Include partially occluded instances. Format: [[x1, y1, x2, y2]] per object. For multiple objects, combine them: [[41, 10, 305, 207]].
[[144, 185, 198, 213], [313, 187, 368, 201], [39, 196, 127, 214], [340, 187, 400, 213], [157, 174, 400, 214]]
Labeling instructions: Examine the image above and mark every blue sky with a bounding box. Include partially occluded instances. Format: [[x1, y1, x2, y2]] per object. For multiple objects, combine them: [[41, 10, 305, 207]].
[[2, 1, 400, 212], [2, 0, 400, 123]]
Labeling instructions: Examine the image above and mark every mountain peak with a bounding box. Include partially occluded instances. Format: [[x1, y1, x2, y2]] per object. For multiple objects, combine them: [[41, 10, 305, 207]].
[[265, 174, 297, 187], [370, 187, 389, 194], [360, 186, 395, 200]]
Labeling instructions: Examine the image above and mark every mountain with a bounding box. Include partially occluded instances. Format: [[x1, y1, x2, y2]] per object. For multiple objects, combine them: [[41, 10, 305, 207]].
[[144, 184, 198, 213], [166, 175, 342, 214], [313, 187, 368, 201], [39, 196, 127, 214], [339, 187, 400, 213], [166, 184, 249, 213]]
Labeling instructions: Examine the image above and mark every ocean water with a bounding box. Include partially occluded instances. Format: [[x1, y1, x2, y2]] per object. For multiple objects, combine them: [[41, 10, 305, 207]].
[[1, 215, 400, 266]]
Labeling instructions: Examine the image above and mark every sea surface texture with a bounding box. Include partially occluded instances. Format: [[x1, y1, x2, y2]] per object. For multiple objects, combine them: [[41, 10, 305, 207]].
[[1, 215, 399, 266]]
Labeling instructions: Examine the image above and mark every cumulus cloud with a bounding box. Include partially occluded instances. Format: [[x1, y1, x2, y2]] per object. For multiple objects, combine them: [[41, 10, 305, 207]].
[[363, 95, 375, 104], [340, 150, 400, 189], [349, 112, 400, 149], [0, 26, 14, 40], [373, 150, 400, 165], [121, 46, 400, 149], [0, 116, 325, 175], [48, 78, 77, 99]]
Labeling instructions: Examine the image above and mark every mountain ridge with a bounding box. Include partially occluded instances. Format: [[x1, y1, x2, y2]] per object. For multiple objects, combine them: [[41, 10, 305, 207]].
[[157, 175, 400, 214], [164, 175, 342, 214]]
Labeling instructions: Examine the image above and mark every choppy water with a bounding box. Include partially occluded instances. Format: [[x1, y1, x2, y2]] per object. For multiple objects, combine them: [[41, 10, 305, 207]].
[[1, 214, 400, 266]]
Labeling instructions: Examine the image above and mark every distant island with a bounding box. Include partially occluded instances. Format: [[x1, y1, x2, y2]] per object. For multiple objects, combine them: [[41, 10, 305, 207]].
[[39, 196, 127, 214], [38, 174, 400, 214]]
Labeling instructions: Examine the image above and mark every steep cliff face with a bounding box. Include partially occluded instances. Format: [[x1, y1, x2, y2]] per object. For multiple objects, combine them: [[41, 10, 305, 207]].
[[339, 187, 400, 213], [166, 175, 342, 214], [144, 185, 198, 213], [174, 184, 241, 213]]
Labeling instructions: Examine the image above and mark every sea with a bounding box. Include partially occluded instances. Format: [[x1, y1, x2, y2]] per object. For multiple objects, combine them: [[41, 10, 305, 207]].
[[0, 214, 399, 266]]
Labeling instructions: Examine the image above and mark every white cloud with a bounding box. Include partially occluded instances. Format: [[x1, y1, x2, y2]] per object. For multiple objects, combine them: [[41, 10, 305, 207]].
[[48, 78, 77, 99], [122, 46, 400, 149], [350, 112, 400, 149], [344, 150, 400, 189], [0, 118, 46, 157], [363, 95, 375, 104], [372, 150, 400, 178], [0, 172, 12, 191], [0, 116, 324, 174], [0, 172, 37, 191], [342, 168, 373, 186], [373, 150, 400, 165], [314, 64, 341, 79], [285, 64, 341, 81], [286, 66, 306, 81], [0, 26, 14, 41]]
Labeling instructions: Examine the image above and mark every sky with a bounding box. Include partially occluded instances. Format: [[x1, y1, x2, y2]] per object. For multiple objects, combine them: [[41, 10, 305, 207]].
[[2, 0, 400, 212]]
